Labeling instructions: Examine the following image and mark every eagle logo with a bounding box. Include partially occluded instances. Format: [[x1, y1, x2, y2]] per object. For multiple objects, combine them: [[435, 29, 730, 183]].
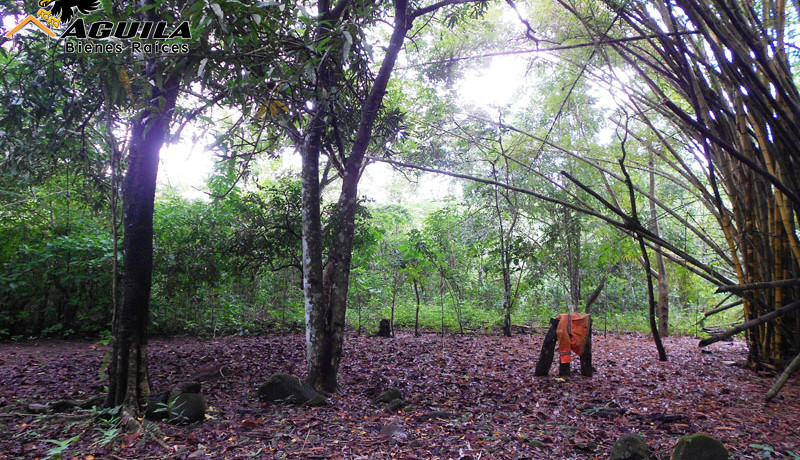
[[38, 0, 100, 24]]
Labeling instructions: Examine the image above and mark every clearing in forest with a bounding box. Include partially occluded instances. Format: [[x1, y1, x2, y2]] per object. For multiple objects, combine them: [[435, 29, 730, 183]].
[[0, 333, 798, 459]]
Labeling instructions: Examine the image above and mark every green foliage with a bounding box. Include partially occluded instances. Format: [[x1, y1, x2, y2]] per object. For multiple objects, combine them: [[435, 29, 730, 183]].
[[0, 0, 747, 343], [92, 424, 121, 448], [44, 435, 80, 460], [0, 180, 114, 338]]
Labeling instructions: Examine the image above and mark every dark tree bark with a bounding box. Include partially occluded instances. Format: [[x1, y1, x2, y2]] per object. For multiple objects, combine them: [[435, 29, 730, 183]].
[[619, 134, 667, 362], [302, 0, 411, 393], [377, 319, 391, 337], [534, 318, 560, 376], [581, 281, 602, 377], [301, 0, 485, 392], [106, 69, 181, 410], [579, 317, 593, 377]]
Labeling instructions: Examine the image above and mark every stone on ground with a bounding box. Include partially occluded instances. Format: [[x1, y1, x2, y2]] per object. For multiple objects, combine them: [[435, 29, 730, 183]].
[[671, 434, 729, 460], [609, 433, 651, 460], [372, 388, 402, 404], [168, 393, 206, 424], [258, 373, 328, 406]]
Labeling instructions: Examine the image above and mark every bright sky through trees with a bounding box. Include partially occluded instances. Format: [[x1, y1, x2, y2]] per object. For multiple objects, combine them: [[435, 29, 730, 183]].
[[158, 61, 527, 203]]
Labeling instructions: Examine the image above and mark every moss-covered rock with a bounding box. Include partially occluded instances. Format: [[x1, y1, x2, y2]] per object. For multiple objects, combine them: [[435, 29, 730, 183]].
[[610, 433, 651, 460], [671, 434, 729, 460], [258, 373, 328, 406], [386, 398, 407, 412], [167, 393, 206, 424], [50, 399, 77, 413], [144, 391, 172, 421], [305, 393, 330, 407], [179, 381, 202, 394]]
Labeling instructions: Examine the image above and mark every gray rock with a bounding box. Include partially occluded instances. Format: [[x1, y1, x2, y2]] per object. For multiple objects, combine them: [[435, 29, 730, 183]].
[[179, 381, 202, 394], [671, 434, 729, 460], [379, 423, 407, 439], [610, 433, 651, 460], [78, 396, 105, 410], [50, 400, 77, 413], [27, 403, 48, 414]]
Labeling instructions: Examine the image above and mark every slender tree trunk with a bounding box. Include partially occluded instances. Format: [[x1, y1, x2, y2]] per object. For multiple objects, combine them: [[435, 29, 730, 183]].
[[301, 113, 329, 390], [619, 139, 667, 361], [413, 278, 421, 337], [390, 269, 398, 337], [106, 70, 181, 411], [494, 186, 513, 337], [104, 105, 123, 332], [491, 157, 517, 338], [564, 205, 582, 310], [649, 156, 670, 337]]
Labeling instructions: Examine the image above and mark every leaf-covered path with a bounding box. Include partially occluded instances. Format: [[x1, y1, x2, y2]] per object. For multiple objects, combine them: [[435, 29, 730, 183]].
[[0, 332, 798, 459]]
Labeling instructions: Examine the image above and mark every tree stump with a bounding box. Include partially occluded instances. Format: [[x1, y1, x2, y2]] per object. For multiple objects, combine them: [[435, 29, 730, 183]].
[[534, 318, 559, 376], [580, 316, 593, 377], [534, 316, 593, 377], [377, 319, 391, 338]]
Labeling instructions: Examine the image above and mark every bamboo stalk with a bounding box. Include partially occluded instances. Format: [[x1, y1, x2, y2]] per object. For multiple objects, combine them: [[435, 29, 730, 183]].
[[765, 351, 800, 402], [704, 300, 744, 318]]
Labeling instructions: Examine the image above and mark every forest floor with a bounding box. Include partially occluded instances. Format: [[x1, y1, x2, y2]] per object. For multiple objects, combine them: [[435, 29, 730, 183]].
[[0, 332, 798, 459]]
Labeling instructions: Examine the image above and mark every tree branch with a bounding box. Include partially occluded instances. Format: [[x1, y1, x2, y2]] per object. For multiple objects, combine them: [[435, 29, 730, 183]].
[[410, 0, 483, 20], [766, 351, 800, 402], [699, 299, 800, 347], [715, 279, 800, 293]]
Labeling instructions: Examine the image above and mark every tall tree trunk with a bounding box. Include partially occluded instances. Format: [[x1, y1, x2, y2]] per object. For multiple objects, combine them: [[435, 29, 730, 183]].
[[106, 69, 181, 411], [301, 113, 329, 390], [303, 0, 411, 393], [620, 134, 667, 361], [302, 0, 485, 392]]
